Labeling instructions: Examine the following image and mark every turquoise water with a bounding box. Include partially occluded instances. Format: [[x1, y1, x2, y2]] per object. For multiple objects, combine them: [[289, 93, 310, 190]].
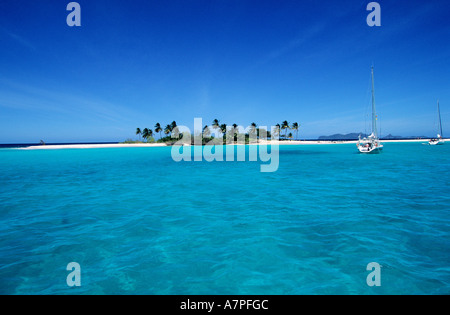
[[0, 143, 449, 294]]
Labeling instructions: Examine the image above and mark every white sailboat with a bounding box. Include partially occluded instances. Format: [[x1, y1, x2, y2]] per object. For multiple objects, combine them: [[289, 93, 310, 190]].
[[429, 100, 444, 145], [357, 67, 383, 153]]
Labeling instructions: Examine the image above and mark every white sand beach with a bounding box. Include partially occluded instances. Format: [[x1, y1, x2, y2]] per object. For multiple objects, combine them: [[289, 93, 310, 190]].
[[20, 143, 168, 150], [19, 139, 432, 150]]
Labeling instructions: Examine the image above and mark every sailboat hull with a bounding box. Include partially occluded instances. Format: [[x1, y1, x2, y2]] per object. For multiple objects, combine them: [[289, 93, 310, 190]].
[[428, 140, 444, 145], [357, 144, 383, 153]]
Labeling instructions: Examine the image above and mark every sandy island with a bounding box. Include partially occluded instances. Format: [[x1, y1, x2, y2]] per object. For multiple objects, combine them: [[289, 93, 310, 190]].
[[19, 139, 432, 150]]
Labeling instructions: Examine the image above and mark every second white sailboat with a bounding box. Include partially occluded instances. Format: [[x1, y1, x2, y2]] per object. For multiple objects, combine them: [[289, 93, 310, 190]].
[[429, 100, 444, 145]]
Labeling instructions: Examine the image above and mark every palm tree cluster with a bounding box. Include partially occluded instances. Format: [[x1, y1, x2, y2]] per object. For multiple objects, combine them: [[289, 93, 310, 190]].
[[135, 127, 154, 142], [204, 119, 300, 143], [278, 121, 300, 140], [135, 121, 182, 143], [135, 119, 300, 144]]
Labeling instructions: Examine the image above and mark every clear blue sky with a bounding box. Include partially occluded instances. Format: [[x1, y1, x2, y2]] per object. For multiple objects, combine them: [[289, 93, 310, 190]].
[[1, 0, 450, 143]]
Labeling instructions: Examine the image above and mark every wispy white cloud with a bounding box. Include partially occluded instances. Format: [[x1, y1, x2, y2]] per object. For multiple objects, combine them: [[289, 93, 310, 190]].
[[1, 28, 36, 50], [251, 21, 328, 70], [0, 79, 145, 124]]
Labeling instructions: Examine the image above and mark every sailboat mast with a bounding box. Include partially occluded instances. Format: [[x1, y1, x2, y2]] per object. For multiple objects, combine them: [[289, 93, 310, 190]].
[[438, 99, 443, 138], [371, 67, 378, 138]]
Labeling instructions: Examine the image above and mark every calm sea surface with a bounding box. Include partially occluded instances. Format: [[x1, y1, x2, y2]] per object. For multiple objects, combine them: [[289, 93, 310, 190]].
[[0, 143, 449, 294]]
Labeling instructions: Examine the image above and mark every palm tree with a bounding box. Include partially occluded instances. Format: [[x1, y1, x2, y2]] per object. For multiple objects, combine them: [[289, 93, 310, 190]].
[[167, 121, 179, 138], [220, 123, 227, 136], [288, 132, 293, 140], [203, 125, 211, 138], [164, 124, 172, 137], [142, 128, 148, 139], [212, 119, 220, 129], [232, 123, 238, 141], [274, 124, 281, 139], [291, 122, 299, 140], [155, 123, 162, 139], [249, 123, 258, 142], [281, 120, 289, 139], [136, 128, 142, 141], [249, 122, 257, 142], [142, 128, 150, 141], [148, 129, 153, 142]]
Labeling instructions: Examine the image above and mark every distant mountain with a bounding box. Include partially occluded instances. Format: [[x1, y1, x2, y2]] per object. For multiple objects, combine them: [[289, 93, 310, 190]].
[[380, 134, 402, 139], [318, 133, 366, 140], [381, 134, 429, 140], [318, 133, 429, 140]]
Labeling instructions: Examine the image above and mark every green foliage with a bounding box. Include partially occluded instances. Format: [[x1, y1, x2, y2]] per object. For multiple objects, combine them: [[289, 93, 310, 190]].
[[157, 135, 174, 143], [122, 138, 144, 144]]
